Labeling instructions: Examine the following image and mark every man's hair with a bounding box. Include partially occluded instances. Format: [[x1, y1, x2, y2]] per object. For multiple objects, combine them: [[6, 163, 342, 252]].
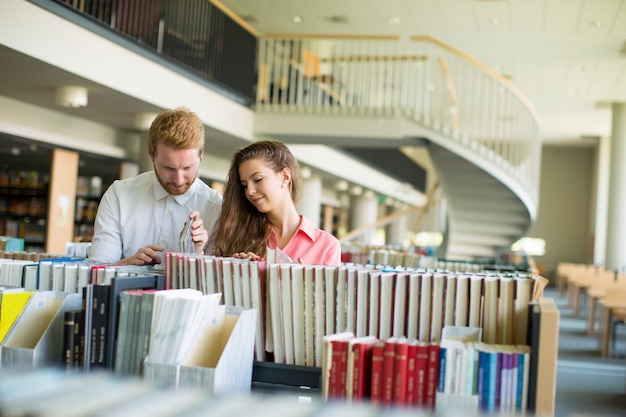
[[148, 107, 205, 157]]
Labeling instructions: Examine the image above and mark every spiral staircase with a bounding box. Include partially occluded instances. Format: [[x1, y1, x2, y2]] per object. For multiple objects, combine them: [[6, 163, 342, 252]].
[[253, 36, 541, 261]]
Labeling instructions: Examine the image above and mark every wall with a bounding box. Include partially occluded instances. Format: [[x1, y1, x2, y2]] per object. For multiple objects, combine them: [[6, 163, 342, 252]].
[[527, 144, 596, 281]]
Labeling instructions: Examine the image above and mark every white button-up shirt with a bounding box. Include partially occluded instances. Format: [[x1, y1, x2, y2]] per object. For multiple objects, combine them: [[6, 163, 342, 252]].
[[89, 171, 222, 263]]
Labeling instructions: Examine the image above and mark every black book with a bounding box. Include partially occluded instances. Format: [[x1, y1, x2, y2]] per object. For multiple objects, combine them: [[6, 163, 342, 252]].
[[63, 310, 76, 369]]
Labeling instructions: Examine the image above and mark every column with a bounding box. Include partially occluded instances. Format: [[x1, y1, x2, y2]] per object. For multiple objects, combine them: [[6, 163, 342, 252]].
[[296, 174, 322, 227], [349, 189, 379, 245], [387, 205, 409, 245], [605, 103, 626, 271], [593, 135, 610, 267]]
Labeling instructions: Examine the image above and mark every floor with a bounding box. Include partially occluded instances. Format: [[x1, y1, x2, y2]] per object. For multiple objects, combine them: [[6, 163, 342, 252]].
[[550, 286, 626, 417]]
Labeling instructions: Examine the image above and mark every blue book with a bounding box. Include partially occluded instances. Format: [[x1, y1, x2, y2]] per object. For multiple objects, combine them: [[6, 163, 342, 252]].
[[437, 346, 447, 393]]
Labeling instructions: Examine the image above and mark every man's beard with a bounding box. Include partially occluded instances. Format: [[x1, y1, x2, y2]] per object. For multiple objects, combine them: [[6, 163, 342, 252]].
[[154, 167, 196, 195]]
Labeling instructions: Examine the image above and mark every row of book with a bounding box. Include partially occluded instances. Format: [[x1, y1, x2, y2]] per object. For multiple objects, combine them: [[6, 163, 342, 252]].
[[320, 333, 531, 413], [163, 252, 545, 367]]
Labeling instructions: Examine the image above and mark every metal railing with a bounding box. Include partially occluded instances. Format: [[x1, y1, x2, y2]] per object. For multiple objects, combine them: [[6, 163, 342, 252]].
[[53, 0, 257, 101], [256, 35, 541, 209]]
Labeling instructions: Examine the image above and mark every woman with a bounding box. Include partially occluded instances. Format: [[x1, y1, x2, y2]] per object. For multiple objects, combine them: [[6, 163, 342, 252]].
[[212, 140, 341, 266]]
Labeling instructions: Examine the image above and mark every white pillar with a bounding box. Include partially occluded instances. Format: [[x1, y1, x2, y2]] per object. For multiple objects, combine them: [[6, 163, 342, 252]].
[[593, 135, 610, 267], [296, 174, 322, 227], [605, 103, 626, 271], [349, 191, 379, 245], [388, 206, 409, 245]]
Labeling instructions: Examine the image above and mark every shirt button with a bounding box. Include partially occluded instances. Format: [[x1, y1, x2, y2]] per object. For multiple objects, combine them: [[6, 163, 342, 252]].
[[159, 240, 165, 245], [165, 212, 171, 217]]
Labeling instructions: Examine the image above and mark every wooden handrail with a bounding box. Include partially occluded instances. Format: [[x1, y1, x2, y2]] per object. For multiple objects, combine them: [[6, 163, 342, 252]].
[[209, 0, 259, 37]]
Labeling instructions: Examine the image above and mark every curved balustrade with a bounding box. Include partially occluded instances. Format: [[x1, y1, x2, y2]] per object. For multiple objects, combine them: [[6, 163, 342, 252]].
[[256, 35, 541, 216]]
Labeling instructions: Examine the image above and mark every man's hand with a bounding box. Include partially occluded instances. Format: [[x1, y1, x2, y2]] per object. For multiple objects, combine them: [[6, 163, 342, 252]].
[[188, 210, 208, 254], [233, 252, 263, 261], [120, 244, 165, 265]]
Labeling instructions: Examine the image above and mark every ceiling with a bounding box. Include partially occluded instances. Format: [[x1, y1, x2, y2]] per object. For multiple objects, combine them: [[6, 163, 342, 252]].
[[220, 0, 626, 146]]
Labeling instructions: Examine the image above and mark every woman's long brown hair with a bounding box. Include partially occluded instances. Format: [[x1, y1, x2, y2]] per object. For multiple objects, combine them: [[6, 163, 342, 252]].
[[211, 141, 300, 258]]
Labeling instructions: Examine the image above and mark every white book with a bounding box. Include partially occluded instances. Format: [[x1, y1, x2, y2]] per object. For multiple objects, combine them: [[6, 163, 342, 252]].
[[291, 265, 305, 365], [188, 258, 198, 291], [368, 271, 381, 338], [483, 275, 499, 344], [355, 269, 369, 337], [392, 272, 407, 337], [345, 267, 357, 334], [22, 264, 39, 291], [249, 262, 265, 361], [232, 260, 243, 306], [268, 264, 284, 363], [418, 273, 432, 342], [324, 266, 336, 334], [183, 255, 190, 289], [304, 266, 315, 366], [38, 261, 53, 291], [240, 260, 251, 309], [406, 272, 421, 339], [430, 273, 445, 343], [468, 274, 483, 328], [498, 277, 515, 345], [203, 259, 216, 294], [63, 263, 79, 293], [314, 266, 325, 366], [514, 277, 533, 345], [77, 265, 90, 291], [221, 260, 234, 306], [279, 264, 294, 365], [455, 274, 470, 327], [51, 263, 65, 292], [444, 274, 457, 326], [336, 266, 347, 333], [378, 272, 394, 339]]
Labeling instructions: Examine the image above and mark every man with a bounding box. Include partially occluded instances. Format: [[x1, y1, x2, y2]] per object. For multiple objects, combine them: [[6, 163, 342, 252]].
[[89, 107, 223, 265]]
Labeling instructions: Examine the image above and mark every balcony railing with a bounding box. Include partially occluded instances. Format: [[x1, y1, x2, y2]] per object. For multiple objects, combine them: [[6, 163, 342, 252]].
[[256, 35, 541, 210]]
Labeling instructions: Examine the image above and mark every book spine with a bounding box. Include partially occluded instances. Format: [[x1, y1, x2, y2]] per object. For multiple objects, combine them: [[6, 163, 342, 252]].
[[425, 343, 440, 409], [405, 342, 417, 405], [370, 341, 385, 404], [414, 343, 429, 406], [381, 339, 396, 405], [63, 310, 76, 369], [393, 339, 409, 405]]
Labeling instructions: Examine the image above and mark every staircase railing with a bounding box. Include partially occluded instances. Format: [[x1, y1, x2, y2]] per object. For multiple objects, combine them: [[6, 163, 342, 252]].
[[256, 35, 541, 212]]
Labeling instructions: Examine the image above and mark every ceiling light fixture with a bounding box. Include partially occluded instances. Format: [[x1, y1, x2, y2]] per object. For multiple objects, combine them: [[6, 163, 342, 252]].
[[300, 166, 312, 179], [293, 16, 302, 23], [55, 86, 88, 108], [335, 180, 349, 191], [588, 20, 603, 27], [389, 17, 402, 24]]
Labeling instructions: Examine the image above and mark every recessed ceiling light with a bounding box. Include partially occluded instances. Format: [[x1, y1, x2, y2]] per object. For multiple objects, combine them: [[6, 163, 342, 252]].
[[588, 20, 603, 27], [568, 88, 578, 96], [293, 16, 302, 23], [389, 17, 402, 24], [489, 18, 500, 25]]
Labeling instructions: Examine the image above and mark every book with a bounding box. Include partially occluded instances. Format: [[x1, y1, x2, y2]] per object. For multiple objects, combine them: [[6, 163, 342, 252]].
[[468, 275, 483, 328], [392, 337, 409, 405], [425, 343, 440, 409], [419, 274, 432, 342], [381, 337, 397, 405], [483, 276, 498, 344], [414, 341, 430, 406], [455, 274, 469, 327], [369, 340, 386, 404], [379, 272, 395, 340], [392, 273, 407, 338], [63, 310, 77, 369], [321, 331, 354, 400], [527, 297, 559, 416], [279, 264, 294, 365], [347, 335, 378, 401], [0, 290, 33, 344], [291, 265, 305, 366], [406, 273, 420, 340]]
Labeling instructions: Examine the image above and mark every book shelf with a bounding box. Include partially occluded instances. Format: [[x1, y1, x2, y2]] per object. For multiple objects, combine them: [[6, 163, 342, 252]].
[[0, 255, 559, 416]]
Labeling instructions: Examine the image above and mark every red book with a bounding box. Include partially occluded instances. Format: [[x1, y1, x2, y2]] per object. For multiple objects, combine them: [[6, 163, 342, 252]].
[[322, 332, 354, 400], [382, 337, 397, 406], [369, 341, 386, 404], [425, 343, 441, 409], [414, 342, 430, 407], [393, 337, 409, 406], [405, 340, 419, 405], [349, 336, 378, 401]]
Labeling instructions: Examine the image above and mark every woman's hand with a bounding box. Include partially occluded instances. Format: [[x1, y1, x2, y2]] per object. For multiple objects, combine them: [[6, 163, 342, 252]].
[[233, 252, 263, 261]]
